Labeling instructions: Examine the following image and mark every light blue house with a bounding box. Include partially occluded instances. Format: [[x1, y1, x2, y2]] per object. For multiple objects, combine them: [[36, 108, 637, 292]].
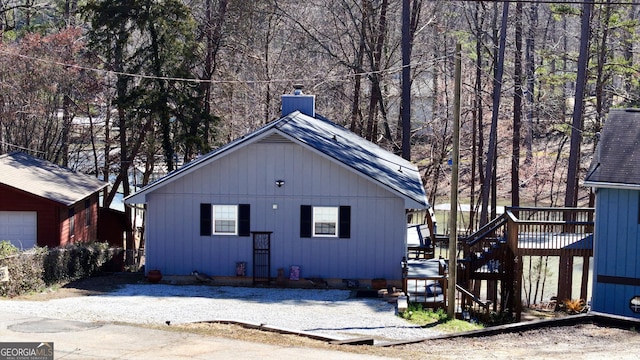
[[125, 89, 428, 285], [584, 108, 640, 318]]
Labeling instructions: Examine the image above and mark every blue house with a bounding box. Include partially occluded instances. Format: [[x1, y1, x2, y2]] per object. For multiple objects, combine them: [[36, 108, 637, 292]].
[[125, 89, 429, 286], [584, 108, 640, 318]]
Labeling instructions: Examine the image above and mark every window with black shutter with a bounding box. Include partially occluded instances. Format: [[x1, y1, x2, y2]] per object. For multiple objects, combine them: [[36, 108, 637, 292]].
[[300, 205, 351, 238], [238, 204, 251, 236], [339, 206, 351, 238], [300, 205, 312, 237], [201, 204, 250, 236], [200, 204, 212, 236]]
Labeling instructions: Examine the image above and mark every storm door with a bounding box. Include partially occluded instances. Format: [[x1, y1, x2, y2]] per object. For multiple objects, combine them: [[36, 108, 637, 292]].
[[252, 231, 272, 285]]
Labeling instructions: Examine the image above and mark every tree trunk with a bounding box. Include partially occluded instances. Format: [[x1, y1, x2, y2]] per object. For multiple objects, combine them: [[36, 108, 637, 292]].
[[565, 0, 593, 208], [401, 0, 411, 161], [480, 1, 509, 226], [470, 1, 485, 232], [349, 3, 367, 135], [365, 0, 389, 143], [60, 93, 72, 167], [623, 3, 636, 97], [201, 0, 228, 147], [594, 0, 612, 132], [524, 2, 537, 164], [64, 0, 78, 26], [512, 0, 523, 208]]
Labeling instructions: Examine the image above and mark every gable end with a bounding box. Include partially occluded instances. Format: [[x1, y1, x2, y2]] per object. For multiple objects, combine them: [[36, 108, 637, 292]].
[[258, 133, 293, 144]]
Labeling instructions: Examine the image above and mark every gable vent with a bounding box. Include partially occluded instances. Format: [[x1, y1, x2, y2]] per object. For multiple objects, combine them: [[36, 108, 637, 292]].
[[259, 133, 292, 144]]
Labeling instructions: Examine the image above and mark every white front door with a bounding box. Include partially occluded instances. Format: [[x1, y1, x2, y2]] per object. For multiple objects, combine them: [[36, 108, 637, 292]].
[[0, 211, 37, 250]]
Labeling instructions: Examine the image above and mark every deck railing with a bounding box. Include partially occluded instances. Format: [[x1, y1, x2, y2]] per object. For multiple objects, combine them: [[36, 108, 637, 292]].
[[406, 207, 595, 321], [456, 284, 492, 322], [403, 276, 447, 309], [403, 269, 493, 320], [462, 213, 509, 280], [505, 207, 594, 256]]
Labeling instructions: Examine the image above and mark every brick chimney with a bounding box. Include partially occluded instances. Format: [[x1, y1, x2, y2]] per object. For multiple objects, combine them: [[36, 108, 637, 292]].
[[281, 85, 315, 117]]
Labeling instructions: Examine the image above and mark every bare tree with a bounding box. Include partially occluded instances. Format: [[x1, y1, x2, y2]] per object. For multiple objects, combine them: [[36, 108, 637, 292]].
[[480, 1, 509, 226], [512, 0, 523, 208], [564, 0, 592, 208]]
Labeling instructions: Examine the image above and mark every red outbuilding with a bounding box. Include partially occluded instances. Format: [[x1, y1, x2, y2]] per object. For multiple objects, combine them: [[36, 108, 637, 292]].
[[0, 152, 108, 249]]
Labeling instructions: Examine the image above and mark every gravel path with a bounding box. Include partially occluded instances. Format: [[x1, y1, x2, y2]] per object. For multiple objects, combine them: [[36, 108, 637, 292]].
[[0, 284, 442, 342]]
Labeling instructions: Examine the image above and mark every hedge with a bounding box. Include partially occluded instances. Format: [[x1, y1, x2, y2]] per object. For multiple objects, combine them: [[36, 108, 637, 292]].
[[0, 241, 124, 298]]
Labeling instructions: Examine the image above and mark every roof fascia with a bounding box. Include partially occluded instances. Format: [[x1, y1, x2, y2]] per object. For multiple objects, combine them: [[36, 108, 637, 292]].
[[124, 123, 282, 204], [584, 180, 640, 191], [0, 182, 105, 207]]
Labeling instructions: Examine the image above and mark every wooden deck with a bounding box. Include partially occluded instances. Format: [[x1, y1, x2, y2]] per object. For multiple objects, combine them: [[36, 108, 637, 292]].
[[404, 207, 595, 322], [515, 232, 592, 256]]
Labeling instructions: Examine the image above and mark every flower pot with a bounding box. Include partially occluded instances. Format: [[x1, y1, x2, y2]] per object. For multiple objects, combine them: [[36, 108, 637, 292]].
[[147, 269, 162, 284]]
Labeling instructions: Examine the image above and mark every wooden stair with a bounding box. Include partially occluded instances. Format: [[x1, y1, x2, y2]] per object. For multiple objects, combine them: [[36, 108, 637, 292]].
[[458, 213, 514, 312]]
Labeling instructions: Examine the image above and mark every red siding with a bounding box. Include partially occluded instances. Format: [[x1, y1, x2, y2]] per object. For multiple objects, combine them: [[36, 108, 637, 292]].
[[0, 184, 101, 247], [98, 208, 126, 247]]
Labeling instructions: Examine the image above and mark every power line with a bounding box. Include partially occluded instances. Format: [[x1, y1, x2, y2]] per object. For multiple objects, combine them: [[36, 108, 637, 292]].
[[0, 48, 409, 86], [0, 48, 452, 87], [0, 141, 46, 155], [455, 0, 640, 5]]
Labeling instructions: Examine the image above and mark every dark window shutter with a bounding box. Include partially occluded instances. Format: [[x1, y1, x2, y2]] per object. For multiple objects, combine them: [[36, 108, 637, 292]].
[[200, 204, 212, 236], [238, 204, 251, 236], [339, 206, 351, 238], [300, 205, 312, 238]]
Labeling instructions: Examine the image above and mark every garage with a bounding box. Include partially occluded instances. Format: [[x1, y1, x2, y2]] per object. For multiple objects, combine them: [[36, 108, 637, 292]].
[[0, 211, 37, 250]]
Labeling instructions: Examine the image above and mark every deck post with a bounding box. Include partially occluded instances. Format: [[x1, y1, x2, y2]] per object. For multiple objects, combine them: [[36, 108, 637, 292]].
[[580, 255, 590, 300], [401, 257, 408, 295], [514, 254, 523, 322], [557, 252, 574, 302]]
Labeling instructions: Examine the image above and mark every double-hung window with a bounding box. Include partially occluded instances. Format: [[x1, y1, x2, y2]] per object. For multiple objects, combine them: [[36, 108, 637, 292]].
[[213, 205, 238, 234], [300, 205, 351, 238], [200, 204, 250, 236], [313, 207, 338, 237]]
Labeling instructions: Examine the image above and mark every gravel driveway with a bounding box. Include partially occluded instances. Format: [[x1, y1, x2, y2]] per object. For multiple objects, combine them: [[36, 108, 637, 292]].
[[0, 284, 442, 342]]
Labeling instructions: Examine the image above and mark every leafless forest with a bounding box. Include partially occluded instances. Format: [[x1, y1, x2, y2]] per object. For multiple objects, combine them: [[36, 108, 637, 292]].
[[0, 0, 637, 224]]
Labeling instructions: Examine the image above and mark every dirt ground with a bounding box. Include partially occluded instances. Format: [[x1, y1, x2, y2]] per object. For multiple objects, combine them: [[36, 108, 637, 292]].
[[16, 273, 640, 360]]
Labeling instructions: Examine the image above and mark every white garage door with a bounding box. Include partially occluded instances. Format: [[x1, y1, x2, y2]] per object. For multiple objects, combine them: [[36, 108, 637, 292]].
[[0, 211, 37, 250]]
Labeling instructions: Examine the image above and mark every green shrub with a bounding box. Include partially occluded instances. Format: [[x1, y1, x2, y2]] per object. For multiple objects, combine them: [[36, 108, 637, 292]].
[[0, 242, 123, 297], [0, 241, 19, 258], [0, 247, 47, 297], [43, 242, 116, 284], [401, 303, 450, 324], [400, 303, 484, 332]]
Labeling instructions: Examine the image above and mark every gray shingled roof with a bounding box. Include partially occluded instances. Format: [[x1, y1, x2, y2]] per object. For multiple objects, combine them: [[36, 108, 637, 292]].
[[277, 112, 427, 208], [0, 152, 109, 206], [584, 108, 640, 189], [126, 111, 428, 209]]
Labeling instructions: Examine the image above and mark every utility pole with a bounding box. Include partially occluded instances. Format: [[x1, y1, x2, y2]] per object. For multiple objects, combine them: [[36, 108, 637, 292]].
[[448, 43, 462, 319]]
